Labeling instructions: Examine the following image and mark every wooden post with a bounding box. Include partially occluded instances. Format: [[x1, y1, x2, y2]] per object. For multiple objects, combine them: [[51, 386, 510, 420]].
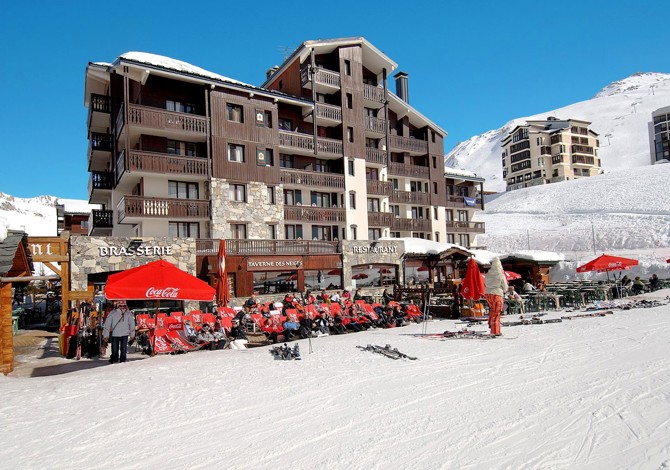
[[0, 282, 14, 375]]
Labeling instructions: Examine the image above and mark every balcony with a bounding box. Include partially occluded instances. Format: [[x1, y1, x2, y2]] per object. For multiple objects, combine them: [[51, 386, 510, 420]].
[[364, 116, 387, 135], [388, 162, 430, 179], [126, 104, 207, 138], [389, 135, 428, 154], [363, 84, 385, 108], [88, 132, 113, 171], [278, 130, 343, 158], [550, 176, 568, 183], [300, 66, 341, 92], [88, 93, 111, 129], [391, 217, 431, 232], [284, 205, 346, 223], [196, 239, 340, 256], [280, 168, 345, 189], [368, 212, 393, 227], [446, 195, 482, 208], [390, 190, 430, 205], [572, 155, 595, 165], [366, 180, 393, 196], [88, 209, 113, 235], [304, 103, 342, 126], [365, 147, 386, 165], [539, 146, 552, 155], [127, 150, 209, 179], [117, 196, 210, 223], [88, 171, 114, 203], [446, 221, 486, 233], [571, 145, 594, 155], [552, 155, 565, 165]]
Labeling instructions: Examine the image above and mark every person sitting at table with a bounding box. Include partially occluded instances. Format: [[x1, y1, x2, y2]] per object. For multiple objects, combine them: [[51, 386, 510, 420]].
[[649, 274, 661, 292], [632, 276, 646, 295], [522, 280, 536, 293]]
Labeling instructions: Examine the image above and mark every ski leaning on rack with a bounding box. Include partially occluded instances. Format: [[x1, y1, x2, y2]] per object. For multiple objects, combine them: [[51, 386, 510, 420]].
[[357, 344, 417, 360]]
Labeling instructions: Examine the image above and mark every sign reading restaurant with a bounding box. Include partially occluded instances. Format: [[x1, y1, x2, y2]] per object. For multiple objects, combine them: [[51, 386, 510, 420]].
[[98, 245, 174, 256], [352, 245, 397, 254]]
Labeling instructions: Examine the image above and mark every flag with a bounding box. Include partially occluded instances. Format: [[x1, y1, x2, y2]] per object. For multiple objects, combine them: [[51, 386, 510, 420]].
[[464, 197, 476, 207]]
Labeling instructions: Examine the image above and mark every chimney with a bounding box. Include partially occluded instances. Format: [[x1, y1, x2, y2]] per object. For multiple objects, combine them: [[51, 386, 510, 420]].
[[266, 66, 279, 80], [394, 71, 409, 103]]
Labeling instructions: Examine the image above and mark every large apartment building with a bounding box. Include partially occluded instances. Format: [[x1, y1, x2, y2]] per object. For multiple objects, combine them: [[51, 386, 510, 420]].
[[501, 117, 601, 191], [650, 106, 670, 163], [83, 37, 485, 296]]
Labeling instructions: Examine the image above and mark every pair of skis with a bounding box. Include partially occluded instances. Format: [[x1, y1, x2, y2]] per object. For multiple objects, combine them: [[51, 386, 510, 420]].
[[501, 316, 563, 327], [561, 311, 613, 320], [358, 344, 418, 360], [441, 330, 498, 340]]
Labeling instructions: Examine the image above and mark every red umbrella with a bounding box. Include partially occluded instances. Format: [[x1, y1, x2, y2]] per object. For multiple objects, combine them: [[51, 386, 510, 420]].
[[105, 259, 215, 301], [327, 268, 341, 275], [352, 273, 368, 280], [576, 254, 639, 273], [504, 270, 522, 281], [461, 258, 484, 300], [417, 266, 429, 272], [216, 240, 230, 306], [666, 258, 670, 263]]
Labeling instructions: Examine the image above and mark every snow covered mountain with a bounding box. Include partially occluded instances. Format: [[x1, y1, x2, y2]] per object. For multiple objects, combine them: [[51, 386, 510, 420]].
[[446, 72, 670, 193]]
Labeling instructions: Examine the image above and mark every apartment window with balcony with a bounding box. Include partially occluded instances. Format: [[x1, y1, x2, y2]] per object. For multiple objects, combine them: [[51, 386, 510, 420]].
[[284, 189, 302, 206], [367, 198, 380, 212], [411, 207, 424, 219], [280, 154, 294, 168], [369, 228, 381, 240], [311, 191, 331, 208], [167, 100, 195, 114], [445, 209, 453, 221], [267, 186, 275, 204], [390, 205, 400, 217], [169, 222, 200, 237], [459, 234, 470, 247], [349, 192, 356, 209], [229, 184, 247, 202], [344, 60, 351, 76], [538, 157, 544, 167], [267, 224, 277, 240], [285, 224, 303, 240], [227, 103, 244, 123], [312, 226, 332, 241], [365, 108, 377, 118], [390, 178, 399, 190], [389, 231, 400, 238], [230, 223, 247, 239], [278, 118, 293, 131], [314, 159, 330, 173], [228, 144, 245, 162], [167, 140, 197, 156], [345, 93, 353, 109], [348, 159, 354, 176], [457, 210, 468, 222], [366, 167, 379, 180], [168, 181, 199, 199]]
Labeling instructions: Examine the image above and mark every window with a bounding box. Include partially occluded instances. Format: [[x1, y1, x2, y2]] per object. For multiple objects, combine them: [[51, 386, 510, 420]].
[[167, 100, 195, 114], [459, 234, 470, 247], [458, 210, 468, 222], [447, 234, 455, 244], [311, 191, 331, 208], [368, 228, 381, 240], [267, 224, 277, 240], [367, 198, 380, 212], [435, 232, 440, 242], [433, 207, 438, 220], [230, 224, 247, 239], [168, 181, 199, 199], [280, 154, 294, 168], [285, 224, 303, 240], [411, 207, 424, 219], [350, 225, 357, 240], [538, 157, 544, 167], [267, 186, 275, 204], [390, 178, 399, 190], [365, 108, 377, 118], [344, 59, 351, 75], [433, 182, 438, 194], [278, 118, 293, 131], [390, 231, 400, 238], [390, 205, 400, 217], [347, 127, 354, 143], [432, 131, 436, 143], [314, 159, 330, 173], [255, 108, 272, 127], [312, 225, 332, 241], [227, 103, 244, 123], [445, 209, 454, 221], [257, 148, 273, 166], [346, 93, 353, 109], [169, 222, 200, 237], [228, 144, 245, 162], [348, 160, 354, 176], [432, 156, 437, 168], [229, 184, 247, 202], [284, 189, 302, 206], [366, 167, 379, 180], [349, 192, 356, 209]]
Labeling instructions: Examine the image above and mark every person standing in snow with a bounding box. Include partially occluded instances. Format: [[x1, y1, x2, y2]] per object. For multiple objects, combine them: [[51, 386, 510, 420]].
[[484, 257, 508, 336], [103, 301, 135, 363]]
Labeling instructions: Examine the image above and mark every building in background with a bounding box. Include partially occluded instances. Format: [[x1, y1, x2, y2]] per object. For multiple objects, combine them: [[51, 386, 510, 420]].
[[649, 106, 670, 164], [501, 117, 601, 191]]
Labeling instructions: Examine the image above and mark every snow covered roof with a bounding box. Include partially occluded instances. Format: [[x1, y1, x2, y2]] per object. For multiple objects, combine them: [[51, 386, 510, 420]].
[[469, 249, 502, 266], [380, 237, 471, 257], [57, 199, 100, 214], [500, 250, 566, 263], [444, 167, 484, 182]]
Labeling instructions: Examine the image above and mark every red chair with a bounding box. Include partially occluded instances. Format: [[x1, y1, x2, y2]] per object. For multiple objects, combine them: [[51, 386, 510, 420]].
[[285, 309, 299, 323], [330, 303, 343, 316]]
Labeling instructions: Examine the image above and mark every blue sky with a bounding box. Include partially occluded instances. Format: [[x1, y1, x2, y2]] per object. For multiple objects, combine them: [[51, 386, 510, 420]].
[[1, 0, 667, 199]]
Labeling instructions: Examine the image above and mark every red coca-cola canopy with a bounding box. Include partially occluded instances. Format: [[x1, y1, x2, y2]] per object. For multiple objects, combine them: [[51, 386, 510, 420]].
[[576, 254, 639, 273], [105, 259, 215, 301]]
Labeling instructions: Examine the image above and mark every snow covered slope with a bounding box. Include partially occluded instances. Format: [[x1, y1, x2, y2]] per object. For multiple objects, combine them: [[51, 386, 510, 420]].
[[446, 72, 670, 193]]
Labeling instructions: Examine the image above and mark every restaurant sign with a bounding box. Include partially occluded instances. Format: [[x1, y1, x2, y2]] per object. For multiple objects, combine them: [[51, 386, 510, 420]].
[[352, 245, 398, 254], [247, 257, 302, 271], [98, 245, 174, 257]]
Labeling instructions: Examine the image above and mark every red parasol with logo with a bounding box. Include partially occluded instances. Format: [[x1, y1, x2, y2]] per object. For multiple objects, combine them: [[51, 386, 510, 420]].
[[216, 239, 230, 306], [461, 258, 485, 300], [576, 254, 639, 274], [504, 270, 522, 281]]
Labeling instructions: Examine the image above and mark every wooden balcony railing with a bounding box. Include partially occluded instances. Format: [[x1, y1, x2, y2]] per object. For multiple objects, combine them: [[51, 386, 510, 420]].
[[127, 104, 207, 135], [391, 217, 431, 232], [446, 221, 486, 233], [368, 212, 393, 227], [365, 147, 387, 165], [552, 155, 564, 165], [117, 196, 210, 222], [127, 150, 209, 177], [388, 162, 430, 179], [280, 169, 345, 189], [88, 171, 114, 196], [571, 145, 594, 155], [389, 135, 428, 153], [278, 131, 343, 156], [540, 146, 552, 155], [89, 132, 113, 152], [366, 180, 394, 196], [300, 66, 341, 88], [390, 190, 430, 205], [364, 116, 387, 134], [363, 84, 385, 103], [197, 239, 340, 256], [89, 209, 113, 231], [90, 94, 111, 114], [315, 103, 342, 122], [284, 205, 346, 223], [571, 155, 595, 165]]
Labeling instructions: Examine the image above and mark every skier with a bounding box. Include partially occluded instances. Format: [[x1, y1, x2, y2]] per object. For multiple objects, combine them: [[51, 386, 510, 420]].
[[103, 301, 136, 363]]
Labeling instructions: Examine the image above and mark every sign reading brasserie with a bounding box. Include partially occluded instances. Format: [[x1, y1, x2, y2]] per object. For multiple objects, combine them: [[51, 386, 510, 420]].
[[352, 245, 397, 254], [98, 245, 174, 256]]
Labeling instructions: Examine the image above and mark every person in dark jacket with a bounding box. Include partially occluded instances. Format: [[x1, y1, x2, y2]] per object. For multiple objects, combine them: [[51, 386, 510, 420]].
[[103, 301, 135, 363], [649, 274, 661, 292]]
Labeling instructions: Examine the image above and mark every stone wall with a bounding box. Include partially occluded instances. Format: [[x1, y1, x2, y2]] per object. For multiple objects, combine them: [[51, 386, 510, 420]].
[[340, 240, 405, 290]]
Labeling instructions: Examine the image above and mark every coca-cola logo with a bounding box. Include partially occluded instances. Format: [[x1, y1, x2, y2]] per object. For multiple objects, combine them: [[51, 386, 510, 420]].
[[146, 287, 180, 298]]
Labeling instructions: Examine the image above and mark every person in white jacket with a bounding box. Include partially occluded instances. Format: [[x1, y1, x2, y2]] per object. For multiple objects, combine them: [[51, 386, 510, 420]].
[[484, 257, 508, 336], [103, 301, 136, 363]]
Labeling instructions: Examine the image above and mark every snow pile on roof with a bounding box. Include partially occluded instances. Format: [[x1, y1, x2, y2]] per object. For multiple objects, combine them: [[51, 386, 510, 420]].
[[57, 198, 99, 214], [444, 167, 479, 179], [119, 52, 252, 87], [469, 249, 501, 265], [380, 237, 469, 256], [500, 250, 566, 263]]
